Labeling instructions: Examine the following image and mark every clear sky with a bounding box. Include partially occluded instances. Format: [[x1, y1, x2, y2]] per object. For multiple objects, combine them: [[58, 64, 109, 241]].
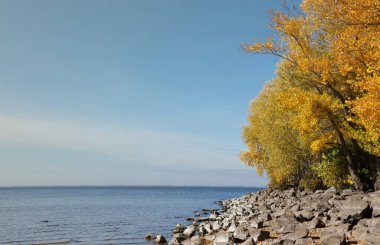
[[0, 0, 299, 187]]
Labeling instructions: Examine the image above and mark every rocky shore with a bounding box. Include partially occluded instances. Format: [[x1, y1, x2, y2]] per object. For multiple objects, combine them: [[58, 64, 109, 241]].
[[146, 187, 380, 244]]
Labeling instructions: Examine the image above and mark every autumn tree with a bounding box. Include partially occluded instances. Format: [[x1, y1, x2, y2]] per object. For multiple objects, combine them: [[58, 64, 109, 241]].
[[241, 0, 380, 191]]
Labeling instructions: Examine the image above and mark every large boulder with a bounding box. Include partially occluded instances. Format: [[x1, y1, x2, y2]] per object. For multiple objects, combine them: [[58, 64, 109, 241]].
[[339, 198, 371, 222], [320, 226, 346, 245]]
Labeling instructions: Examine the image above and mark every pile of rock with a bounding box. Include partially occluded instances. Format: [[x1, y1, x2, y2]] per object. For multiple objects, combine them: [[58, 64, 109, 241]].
[[147, 187, 380, 244]]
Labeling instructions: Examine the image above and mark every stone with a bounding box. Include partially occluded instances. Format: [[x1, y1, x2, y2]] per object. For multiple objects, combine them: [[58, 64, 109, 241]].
[[339, 198, 371, 222], [173, 233, 187, 241], [204, 223, 213, 234], [168, 238, 180, 245], [233, 226, 248, 242], [270, 239, 295, 245], [240, 238, 255, 245], [249, 229, 270, 243], [283, 223, 308, 241], [155, 234, 167, 243], [173, 223, 186, 233], [307, 217, 325, 229], [144, 233, 156, 240], [183, 225, 196, 237], [320, 227, 346, 245], [227, 222, 236, 233], [212, 221, 221, 231], [214, 230, 230, 245], [250, 219, 264, 229], [294, 238, 313, 245], [190, 235, 201, 245], [369, 196, 380, 217]]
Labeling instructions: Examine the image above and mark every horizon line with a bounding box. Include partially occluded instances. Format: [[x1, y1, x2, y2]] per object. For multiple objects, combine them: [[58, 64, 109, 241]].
[[0, 184, 266, 189]]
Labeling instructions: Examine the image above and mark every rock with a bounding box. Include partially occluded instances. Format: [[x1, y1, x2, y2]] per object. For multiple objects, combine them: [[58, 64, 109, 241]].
[[227, 222, 236, 233], [173, 233, 187, 241], [144, 233, 156, 240], [190, 235, 201, 245], [168, 238, 180, 245], [369, 196, 380, 217], [204, 223, 213, 234], [183, 225, 196, 237], [249, 229, 270, 242], [233, 226, 248, 242], [307, 217, 325, 229], [240, 238, 255, 245], [214, 230, 229, 245], [270, 239, 295, 245], [283, 223, 308, 241], [155, 234, 167, 243], [212, 221, 221, 231], [339, 198, 371, 222], [294, 238, 313, 245], [320, 227, 346, 245], [173, 223, 185, 233], [250, 219, 264, 229]]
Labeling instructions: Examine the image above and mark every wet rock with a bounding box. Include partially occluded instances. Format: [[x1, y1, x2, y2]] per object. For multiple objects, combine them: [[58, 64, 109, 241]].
[[145, 233, 156, 241], [155, 234, 167, 243], [173, 223, 185, 233]]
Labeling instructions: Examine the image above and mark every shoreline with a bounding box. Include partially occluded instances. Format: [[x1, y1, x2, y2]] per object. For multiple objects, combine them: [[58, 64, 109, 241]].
[[148, 188, 380, 244]]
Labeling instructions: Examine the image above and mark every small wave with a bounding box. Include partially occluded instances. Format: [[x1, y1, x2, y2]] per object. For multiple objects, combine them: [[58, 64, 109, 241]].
[[29, 240, 71, 245]]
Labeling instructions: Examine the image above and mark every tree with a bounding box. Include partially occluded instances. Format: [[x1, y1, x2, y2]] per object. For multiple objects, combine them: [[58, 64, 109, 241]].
[[242, 0, 380, 190]]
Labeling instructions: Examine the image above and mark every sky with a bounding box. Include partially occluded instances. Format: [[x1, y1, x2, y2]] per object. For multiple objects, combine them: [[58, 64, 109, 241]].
[[0, 0, 300, 187]]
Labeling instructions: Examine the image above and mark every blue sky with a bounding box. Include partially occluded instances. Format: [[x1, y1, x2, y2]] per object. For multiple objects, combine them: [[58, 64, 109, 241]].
[[0, 0, 299, 187]]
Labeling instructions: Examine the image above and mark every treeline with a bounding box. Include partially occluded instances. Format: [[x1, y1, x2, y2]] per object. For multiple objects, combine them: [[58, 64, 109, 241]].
[[241, 0, 380, 191]]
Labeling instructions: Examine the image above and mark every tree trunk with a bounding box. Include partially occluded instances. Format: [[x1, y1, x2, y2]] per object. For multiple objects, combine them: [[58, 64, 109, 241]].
[[374, 158, 380, 191], [347, 164, 365, 191]]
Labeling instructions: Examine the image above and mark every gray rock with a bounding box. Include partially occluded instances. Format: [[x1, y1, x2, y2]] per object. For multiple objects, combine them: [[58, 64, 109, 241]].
[[320, 227, 345, 245], [144, 233, 156, 240], [173, 233, 186, 241], [250, 219, 264, 229], [155, 234, 167, 243], [233, 226, 248, 242], [212, 221, 221, 231], [227, 222, 236, 233], [294, 238, 313, 245], [249, 229, 270, 242], [183, 225, 196, 237], [283, 223, 308, 241], [307, 217, 325, 229], [339, 198, 370, 222], [240, 238, 255, 245], [168, 238, 180, 245], [214, 230, 230, 245], [204, 223, 213, 234], [369, 196, 380, 217], [270, 239, 295, 245], [173, 223, 185, 233], [190, 235, 201, 245]]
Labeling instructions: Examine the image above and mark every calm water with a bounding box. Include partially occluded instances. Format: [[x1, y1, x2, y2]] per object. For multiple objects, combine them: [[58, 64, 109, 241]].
[[0, 186, 261, 245]]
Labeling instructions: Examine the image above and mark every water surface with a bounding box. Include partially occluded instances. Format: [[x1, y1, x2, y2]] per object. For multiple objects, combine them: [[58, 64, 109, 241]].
[[0, 186, 261, 244]]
